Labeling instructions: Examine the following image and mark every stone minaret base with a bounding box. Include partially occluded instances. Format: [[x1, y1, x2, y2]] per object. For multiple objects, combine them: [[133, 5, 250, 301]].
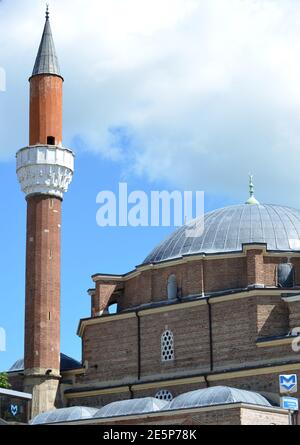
[[24, 372, 60, 419]]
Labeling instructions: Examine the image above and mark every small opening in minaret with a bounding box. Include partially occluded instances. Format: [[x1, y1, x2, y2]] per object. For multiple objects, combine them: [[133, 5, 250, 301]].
[[47, 136, 55, 145]]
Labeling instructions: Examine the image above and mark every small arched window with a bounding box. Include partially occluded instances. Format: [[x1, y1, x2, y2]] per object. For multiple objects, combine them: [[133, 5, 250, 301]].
[[167, 274, 177, 301], [277, 263, 294, 288], [155, 390, 173, 401], [161, 330, 174, 362]]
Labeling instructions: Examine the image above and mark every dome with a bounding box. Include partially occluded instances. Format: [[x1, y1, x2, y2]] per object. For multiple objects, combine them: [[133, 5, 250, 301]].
[[30, 406, 98, 425], [168, 386, 272, 410], [93, 397, 169, 419], [143, 204, 300, 264]]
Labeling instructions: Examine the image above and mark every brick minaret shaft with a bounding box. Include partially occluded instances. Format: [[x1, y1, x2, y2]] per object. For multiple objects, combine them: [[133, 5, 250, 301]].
[[17, 7, 74, 418], [24, 196, 62, 374]]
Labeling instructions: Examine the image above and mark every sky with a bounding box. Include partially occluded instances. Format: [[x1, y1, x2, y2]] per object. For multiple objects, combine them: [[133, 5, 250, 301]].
[[2, 0, 300, 371]]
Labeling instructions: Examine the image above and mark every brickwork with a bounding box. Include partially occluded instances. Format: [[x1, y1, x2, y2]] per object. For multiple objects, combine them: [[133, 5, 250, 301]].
[[80, 290, 300, 394], [287, 301, 300, 330], [25, 195, 61, 373], [82, 316, 139, 385], [139, 306, 211, 379], [247, 249, 264, 285], [204, 257, 247, 292], [256, 297, 289, 338], [240, 408, 288, 425], [210, 369, 300, 402], [29, 75, 63, 146], [93, 283, 117, 315], [67, 390, 132, 409], [97, 252, 300, 314]]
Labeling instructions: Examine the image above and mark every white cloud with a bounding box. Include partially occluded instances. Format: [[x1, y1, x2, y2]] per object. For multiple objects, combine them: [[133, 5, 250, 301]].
[[2, 0, 300, 205]]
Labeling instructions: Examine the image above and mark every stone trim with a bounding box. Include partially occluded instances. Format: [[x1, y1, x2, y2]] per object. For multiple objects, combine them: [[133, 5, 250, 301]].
[[16, 145, 74, 199], [256, 337, 298, 348], [282, 295, 300, 303], [65, 385, 130, 399]]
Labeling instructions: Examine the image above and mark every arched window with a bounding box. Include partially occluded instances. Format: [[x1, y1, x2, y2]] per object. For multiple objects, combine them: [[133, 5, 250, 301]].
[[277, 263, 294, 288], [155, 390, 173, 401], [167, 274, 177, 300], [161, 330, 174, 362]]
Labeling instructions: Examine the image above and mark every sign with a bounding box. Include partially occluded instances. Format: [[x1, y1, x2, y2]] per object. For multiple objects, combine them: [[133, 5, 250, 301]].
[[10, 405, 18, 417], [279, 374, 298, 394], [281, 396, 299, 411]]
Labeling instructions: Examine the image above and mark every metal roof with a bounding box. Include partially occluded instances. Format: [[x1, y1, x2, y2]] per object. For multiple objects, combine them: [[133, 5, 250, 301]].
[[169, 386, 272, 410], [30, 406, 98, 425], [28, 387, 273, 424], [93, 397, 169, 419], [0, 388, 32, 400], [31, 14, 61, 78], [168, 386, 272, 410], [8, 353, 81, 373], [143, 204, 300, 264]]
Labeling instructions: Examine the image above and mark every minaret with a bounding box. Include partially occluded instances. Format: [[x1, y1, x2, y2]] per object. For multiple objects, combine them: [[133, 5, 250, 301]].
[[16, 7, 74, 417]]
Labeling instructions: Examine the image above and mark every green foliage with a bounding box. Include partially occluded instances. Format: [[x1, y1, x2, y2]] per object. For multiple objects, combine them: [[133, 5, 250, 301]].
[[0, 373, 11, 389]]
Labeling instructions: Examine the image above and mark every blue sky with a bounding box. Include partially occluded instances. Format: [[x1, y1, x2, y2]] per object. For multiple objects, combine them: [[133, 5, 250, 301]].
[[2, 0, 300, 371]]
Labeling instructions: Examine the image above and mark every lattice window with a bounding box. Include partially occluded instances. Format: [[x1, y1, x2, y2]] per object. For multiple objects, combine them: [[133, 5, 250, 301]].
[[161, 330, 174, 362], [155, 390, 173, 401]]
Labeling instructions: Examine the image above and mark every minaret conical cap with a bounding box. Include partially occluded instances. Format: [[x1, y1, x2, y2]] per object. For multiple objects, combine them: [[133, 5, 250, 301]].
[[31, 6, 62, 79]]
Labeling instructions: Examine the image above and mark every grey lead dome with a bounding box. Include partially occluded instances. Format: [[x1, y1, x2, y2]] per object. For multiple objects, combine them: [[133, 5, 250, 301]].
[[143, 204, 300, 264]]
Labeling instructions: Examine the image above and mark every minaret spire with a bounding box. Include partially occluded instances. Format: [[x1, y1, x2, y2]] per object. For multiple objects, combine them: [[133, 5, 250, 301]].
[[31, 5, 62, 79], [245, 174, 260, 205]]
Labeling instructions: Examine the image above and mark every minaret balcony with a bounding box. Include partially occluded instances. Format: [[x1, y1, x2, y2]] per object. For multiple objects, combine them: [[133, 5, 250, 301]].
[[16, 144, 75, 199]]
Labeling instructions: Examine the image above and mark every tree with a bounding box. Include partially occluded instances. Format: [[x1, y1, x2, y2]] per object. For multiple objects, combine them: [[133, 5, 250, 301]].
[[0, 373, 11, 389]]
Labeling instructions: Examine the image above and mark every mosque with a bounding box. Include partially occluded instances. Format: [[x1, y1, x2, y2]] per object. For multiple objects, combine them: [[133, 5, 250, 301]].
[[3, 8, 300, 425]]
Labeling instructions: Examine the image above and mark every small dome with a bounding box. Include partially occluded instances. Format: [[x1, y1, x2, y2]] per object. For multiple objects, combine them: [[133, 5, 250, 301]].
[[30, 406, 98, 425], [93, 397, 169, 419], [143, 204, 300, 264], [168, 386, 271, 410], [8, 353, 81, 373]]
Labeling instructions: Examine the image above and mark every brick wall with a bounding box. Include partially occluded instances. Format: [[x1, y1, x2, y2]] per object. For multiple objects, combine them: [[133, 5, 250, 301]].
[[140, 306, 211, 380], [82, 316, 139, 385], [93, 252, 300, 314], [81, 293, 300, 390]]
